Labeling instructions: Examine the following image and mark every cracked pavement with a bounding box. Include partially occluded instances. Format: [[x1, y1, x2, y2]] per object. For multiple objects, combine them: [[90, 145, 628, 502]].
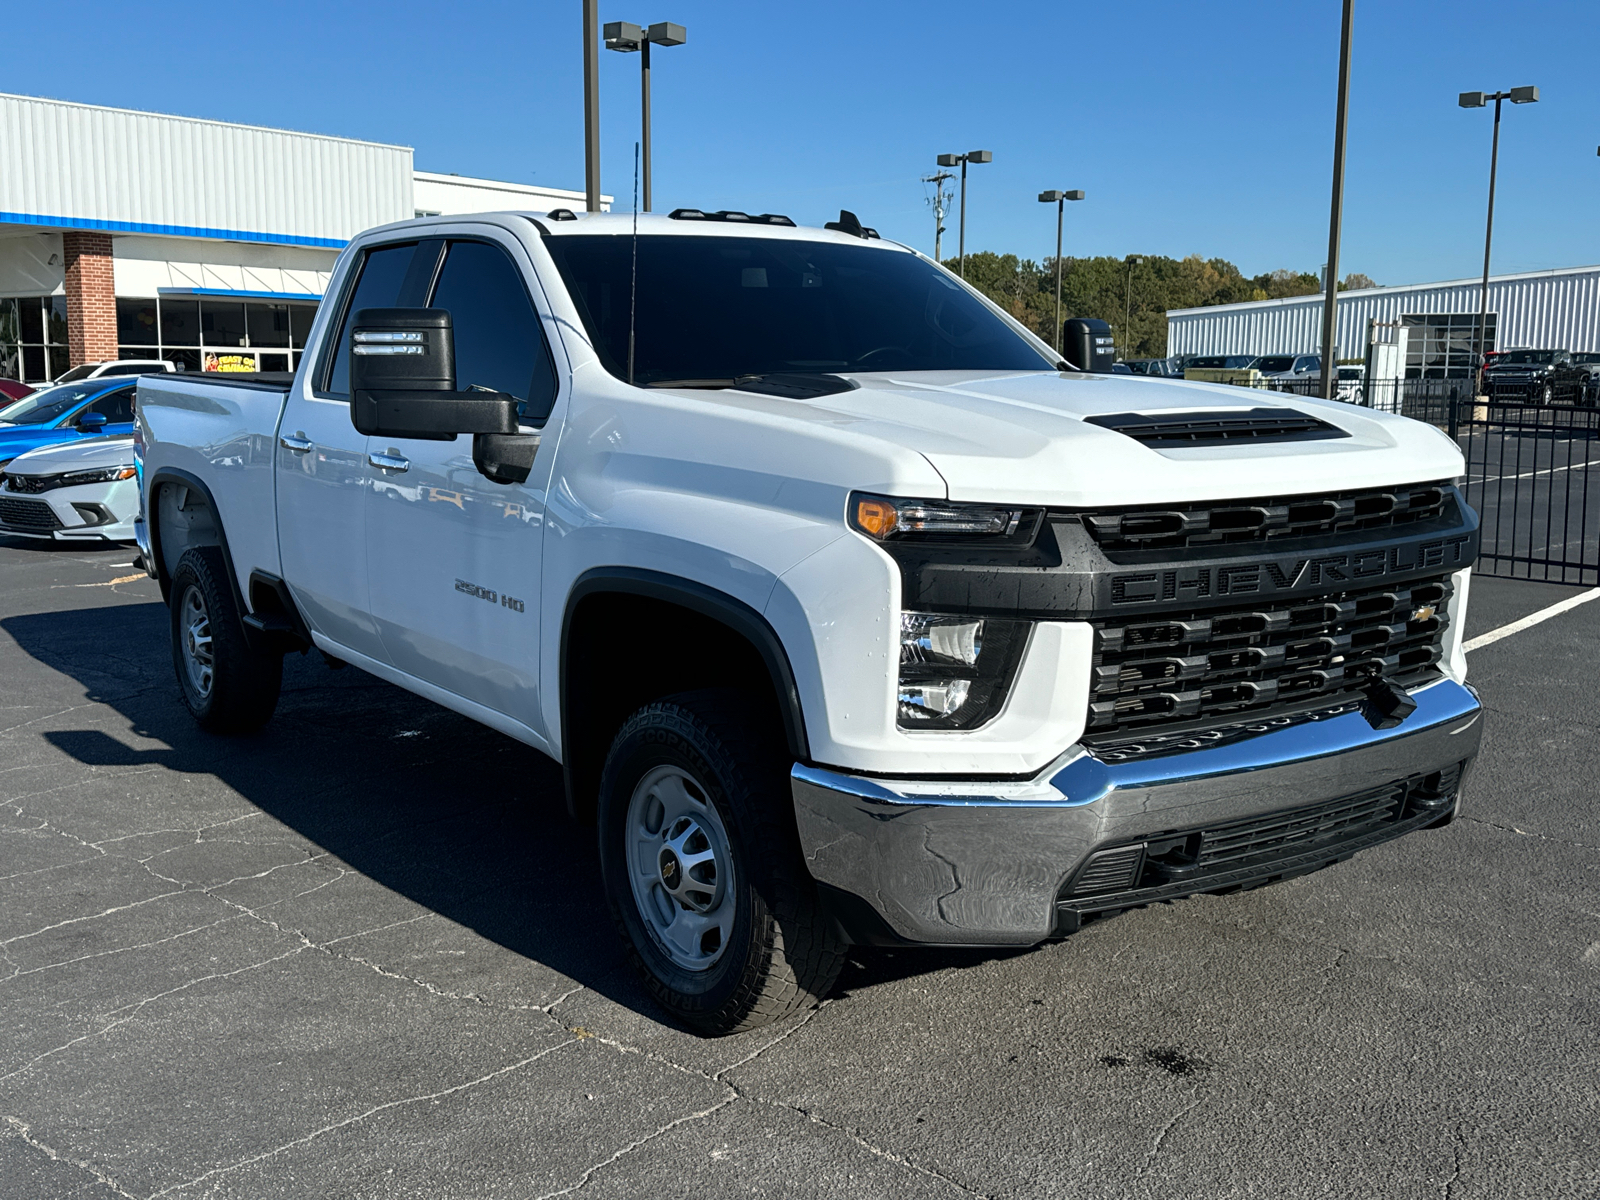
[[0, 535, 1596, 1199]]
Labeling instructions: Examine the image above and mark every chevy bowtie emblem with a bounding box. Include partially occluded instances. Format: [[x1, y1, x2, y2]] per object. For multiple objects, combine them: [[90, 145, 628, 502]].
[[1411, 604, 1437, 622]]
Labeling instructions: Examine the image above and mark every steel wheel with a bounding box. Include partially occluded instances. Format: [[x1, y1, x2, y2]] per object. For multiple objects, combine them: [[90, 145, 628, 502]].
[[624, 764, 736, 972], [179, 583, 215, 699]]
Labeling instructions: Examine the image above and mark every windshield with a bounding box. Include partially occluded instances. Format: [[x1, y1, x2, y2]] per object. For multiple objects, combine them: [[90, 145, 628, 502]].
[[542, 234, 1054, 385], [1256, 356, 1296, 372], [1573, 353, 1600, 364], [0, 383, 99, 426], [1497, 350, 1558, 365], [54, 365, 96, 383], [1191, 355, 1258, 370]]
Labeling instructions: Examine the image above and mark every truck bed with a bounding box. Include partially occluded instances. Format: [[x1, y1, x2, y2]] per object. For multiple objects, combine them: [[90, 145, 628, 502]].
[[137, 372, 293, 602]]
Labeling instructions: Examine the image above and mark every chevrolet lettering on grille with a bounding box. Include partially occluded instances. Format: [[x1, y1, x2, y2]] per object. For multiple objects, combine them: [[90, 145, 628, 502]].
[[1110, 533, 1478, 606]]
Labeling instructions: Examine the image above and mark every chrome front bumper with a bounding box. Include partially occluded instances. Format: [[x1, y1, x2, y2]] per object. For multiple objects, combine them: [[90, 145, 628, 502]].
[[792, 679, 1483, 946]]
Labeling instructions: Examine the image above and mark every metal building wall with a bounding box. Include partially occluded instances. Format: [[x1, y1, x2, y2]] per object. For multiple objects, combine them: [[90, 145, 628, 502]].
[[1167, 265, 1600, 358], [0, 93, 412, 247]]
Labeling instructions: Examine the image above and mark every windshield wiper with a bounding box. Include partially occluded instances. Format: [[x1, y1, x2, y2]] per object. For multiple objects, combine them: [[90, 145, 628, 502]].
[[646, 373, 860, 400]]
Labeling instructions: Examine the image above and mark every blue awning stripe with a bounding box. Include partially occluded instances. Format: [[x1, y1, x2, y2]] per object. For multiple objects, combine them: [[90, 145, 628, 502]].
[[0, 211, 348, 249], [156, 287, 323, 302]]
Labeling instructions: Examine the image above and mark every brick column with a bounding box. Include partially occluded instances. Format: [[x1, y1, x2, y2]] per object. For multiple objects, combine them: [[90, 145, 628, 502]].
[[62, 232, 118, 367]]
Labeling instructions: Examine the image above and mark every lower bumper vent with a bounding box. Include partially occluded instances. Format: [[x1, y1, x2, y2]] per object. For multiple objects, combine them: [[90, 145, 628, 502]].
[[1061, 764, 1468, 905]]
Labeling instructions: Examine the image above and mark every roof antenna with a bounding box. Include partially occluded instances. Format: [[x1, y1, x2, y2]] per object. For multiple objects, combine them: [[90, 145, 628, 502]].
[[628, 140, 639, 386]]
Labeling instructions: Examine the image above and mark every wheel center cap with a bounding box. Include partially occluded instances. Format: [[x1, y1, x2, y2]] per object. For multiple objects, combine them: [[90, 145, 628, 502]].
[[659, 848, 681, 888]]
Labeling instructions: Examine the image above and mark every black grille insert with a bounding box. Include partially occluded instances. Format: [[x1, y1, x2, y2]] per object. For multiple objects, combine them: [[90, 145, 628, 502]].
[[1062, 767, 1466, 902], [0, 497, 62, 532], [3, 473, 57, 495], [1084, 408, 1348, 448], [1085, 576, 1452, 739], [1077, 481, 1453, 553]]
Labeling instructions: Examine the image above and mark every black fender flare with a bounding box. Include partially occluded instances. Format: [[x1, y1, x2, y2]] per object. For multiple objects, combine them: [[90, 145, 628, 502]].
[[560, 566, 811, 784]]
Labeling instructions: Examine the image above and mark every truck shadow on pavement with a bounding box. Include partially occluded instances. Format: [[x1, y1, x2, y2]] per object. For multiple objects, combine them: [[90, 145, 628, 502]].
[[6, 599, 1015, 1025]]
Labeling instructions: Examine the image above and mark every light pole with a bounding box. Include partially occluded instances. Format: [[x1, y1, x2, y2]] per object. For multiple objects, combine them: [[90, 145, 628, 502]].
[[1037, 190, 1084, 353], [1124, 255, 1140, 358], [583, 0, 601, 212], [936, 151, 992, 278], [1319, 0, 1353, 400], [1460, 85, 1539, 393], [604, 20, 687, 212]]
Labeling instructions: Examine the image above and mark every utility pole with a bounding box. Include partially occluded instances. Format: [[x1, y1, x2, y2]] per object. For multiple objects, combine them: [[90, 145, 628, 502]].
[[583, 0, 601, 212], [1319, 0, 1353, 400], [923, 170, 955, 261]]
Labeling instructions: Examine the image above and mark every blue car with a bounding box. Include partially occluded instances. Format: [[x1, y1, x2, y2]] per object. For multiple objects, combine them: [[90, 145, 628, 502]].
[[0, 377, 139, 470]]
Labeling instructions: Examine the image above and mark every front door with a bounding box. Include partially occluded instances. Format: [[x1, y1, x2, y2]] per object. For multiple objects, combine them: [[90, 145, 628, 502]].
[[277, 239, 419, 662], [364, 233, 560, 742]]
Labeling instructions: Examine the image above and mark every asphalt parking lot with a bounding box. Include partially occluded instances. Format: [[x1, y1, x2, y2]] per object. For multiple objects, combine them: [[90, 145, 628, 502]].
[[1, 535, 1596, 1200]]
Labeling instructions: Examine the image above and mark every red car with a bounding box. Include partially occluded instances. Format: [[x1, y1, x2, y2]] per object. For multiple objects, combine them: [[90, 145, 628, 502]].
[[0, 379, 34, 402]]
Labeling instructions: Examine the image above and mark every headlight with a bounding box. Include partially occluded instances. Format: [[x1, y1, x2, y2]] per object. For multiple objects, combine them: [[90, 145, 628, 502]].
[[60, 466, 136, 486], [850, 493, 1041, 543], [897, 612, 1028, 729]]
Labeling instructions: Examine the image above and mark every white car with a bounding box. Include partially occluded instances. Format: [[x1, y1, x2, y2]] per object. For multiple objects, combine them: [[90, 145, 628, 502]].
[[0, 435, 139, 541], [54, 359, 176, 383]]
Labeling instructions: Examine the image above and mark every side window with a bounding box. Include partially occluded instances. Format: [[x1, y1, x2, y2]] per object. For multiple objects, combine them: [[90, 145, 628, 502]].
[[85, 387, 135, 424], [324, 242, 418, 396], [428, 240, 558, 422]]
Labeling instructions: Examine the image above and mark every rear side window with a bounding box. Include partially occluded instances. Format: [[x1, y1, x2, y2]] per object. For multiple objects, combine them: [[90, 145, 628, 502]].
[[324, 242, 417, 395], [428, 240, 557, 422], [85, 387, 136, 424]]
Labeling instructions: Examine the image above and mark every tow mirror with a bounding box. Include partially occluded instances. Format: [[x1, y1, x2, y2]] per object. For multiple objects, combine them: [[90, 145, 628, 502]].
[[76, 412, 108, 433], [1061, 318, 1117, 374], [349, 308, 540, 484]]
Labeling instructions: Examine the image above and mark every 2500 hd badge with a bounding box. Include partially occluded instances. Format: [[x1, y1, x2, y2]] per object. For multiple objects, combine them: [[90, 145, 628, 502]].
[[455, 578, 525, 613]]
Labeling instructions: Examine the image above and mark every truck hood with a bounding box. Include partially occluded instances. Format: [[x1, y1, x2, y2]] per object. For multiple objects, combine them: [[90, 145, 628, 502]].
[[5, 434, 135, 475], [776, 371, 1464, 507]]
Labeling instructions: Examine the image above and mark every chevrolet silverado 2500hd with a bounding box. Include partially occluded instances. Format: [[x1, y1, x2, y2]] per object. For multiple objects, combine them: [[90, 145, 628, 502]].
[[135, 208, 1482, 1035]]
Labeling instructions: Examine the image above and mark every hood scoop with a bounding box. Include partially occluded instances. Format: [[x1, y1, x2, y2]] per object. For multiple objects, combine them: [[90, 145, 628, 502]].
[[1085, 407, 1350, 448]]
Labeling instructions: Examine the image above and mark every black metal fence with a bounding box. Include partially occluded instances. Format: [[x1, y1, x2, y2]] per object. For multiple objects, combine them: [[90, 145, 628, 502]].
[[1205, 373, 1600, 585]]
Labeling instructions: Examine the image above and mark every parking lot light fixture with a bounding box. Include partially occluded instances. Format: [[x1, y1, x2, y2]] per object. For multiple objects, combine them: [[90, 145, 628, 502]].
[[1038, 189, 1085, 353], [938, 151, 992, 279], [1460, 85, 1539, 393], [604, 19, 687, 212]]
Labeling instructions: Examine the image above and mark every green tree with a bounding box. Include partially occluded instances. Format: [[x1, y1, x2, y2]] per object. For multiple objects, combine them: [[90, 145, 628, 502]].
[[946, 251, 1370, 359]]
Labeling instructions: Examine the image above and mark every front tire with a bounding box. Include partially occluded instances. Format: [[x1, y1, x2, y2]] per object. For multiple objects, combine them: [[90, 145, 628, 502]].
[[597, 691, 844, 1035], [169, 546, 282, 733]]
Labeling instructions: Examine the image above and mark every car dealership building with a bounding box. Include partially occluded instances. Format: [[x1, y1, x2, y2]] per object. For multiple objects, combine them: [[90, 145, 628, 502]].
[[0, 92, 603, 382]]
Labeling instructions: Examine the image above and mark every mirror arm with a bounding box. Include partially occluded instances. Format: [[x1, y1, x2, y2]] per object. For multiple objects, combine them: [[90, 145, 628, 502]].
[[473, 429, 542, 486]]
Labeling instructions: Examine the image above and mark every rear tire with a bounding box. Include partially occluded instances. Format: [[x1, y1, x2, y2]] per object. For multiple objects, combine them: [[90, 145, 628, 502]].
[[597, 690, 845, 1035], [169, 546, 282, 733]]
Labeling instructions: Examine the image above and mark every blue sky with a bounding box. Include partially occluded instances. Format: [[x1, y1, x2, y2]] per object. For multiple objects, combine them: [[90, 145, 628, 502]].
[[8, 0, 1596, 284]]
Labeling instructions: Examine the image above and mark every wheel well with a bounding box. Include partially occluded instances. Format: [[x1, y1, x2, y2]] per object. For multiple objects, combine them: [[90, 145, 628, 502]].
[[153, 478, 223, 586], [561, 590, 799, 824]]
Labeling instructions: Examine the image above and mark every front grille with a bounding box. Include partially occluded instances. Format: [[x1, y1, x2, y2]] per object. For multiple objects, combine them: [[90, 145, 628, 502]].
[[1085, 408, 1348, 448], [3, 473, 56, 494], [1061, 766, 1467, 903], [1085, 576, 1452, 739], [0, 497, 62, 531], [1077, 481, 1452, 553]]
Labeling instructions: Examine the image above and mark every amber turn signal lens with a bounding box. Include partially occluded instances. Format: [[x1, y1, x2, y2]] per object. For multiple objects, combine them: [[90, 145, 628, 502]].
[[854, 497, 899, 539]]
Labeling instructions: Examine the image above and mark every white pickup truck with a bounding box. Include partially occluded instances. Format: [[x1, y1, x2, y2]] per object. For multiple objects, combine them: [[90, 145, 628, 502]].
[[135, 207, 1482, 1034]]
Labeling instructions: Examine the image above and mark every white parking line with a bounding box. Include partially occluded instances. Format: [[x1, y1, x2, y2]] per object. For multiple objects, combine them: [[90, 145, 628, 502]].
[[1463, 587, 1600, 653], [1479, 459, 1598, 483]]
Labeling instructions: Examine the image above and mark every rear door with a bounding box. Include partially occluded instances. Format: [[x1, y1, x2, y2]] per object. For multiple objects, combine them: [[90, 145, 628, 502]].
[[363, 232, 560, 743], [276, 239, 422, 661]]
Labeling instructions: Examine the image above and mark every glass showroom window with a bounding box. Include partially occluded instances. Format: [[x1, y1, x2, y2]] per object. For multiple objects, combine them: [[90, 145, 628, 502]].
[[133, 296, 320, 373], [1403, 313, 1497, 379], [0, 296, 70, 382]]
